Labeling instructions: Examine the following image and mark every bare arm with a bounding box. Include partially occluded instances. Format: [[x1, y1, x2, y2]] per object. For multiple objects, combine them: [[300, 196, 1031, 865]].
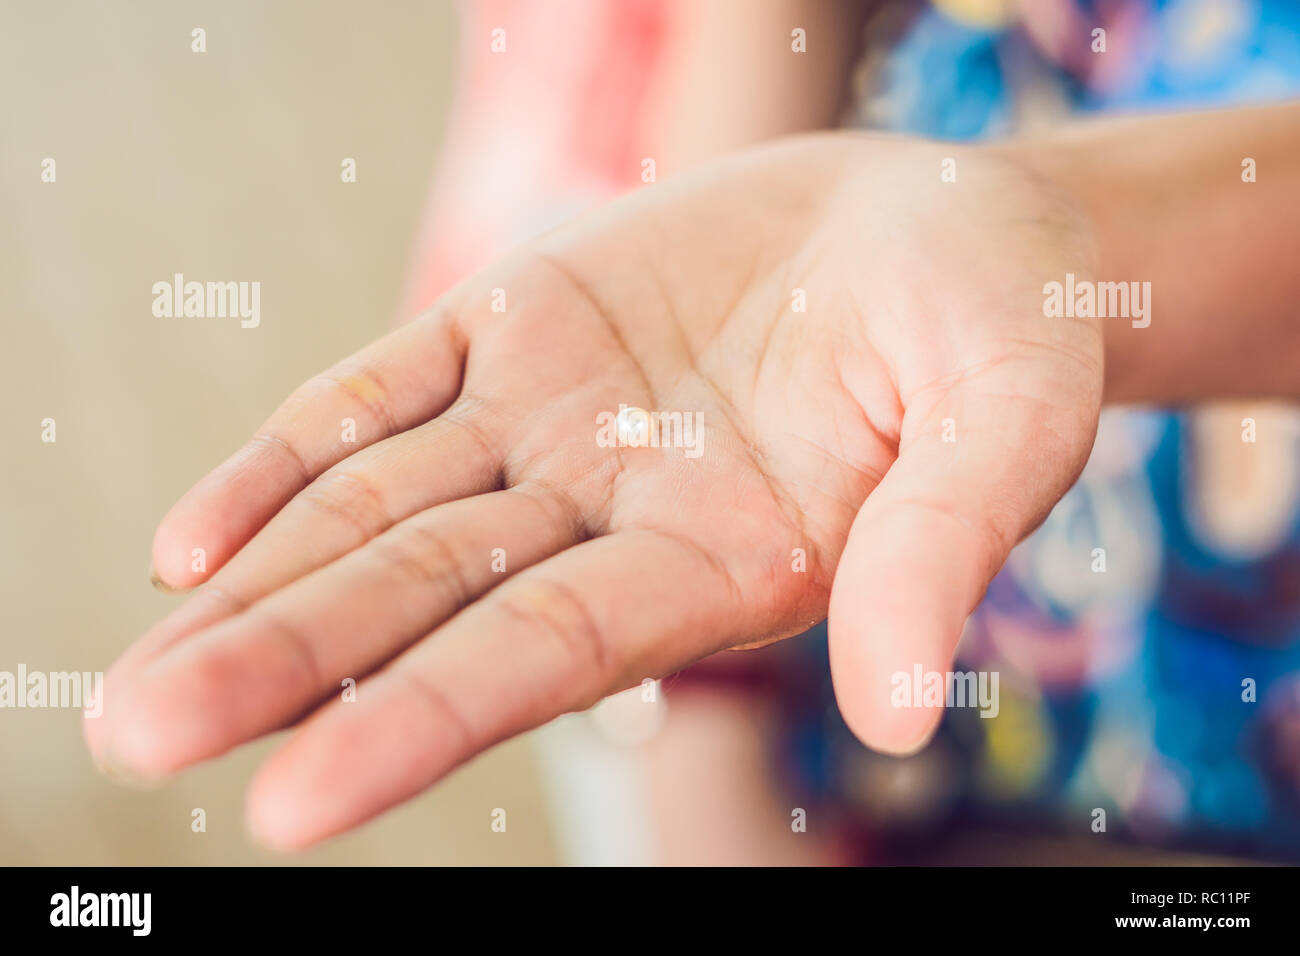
[[1006, 101, 1300, 404]]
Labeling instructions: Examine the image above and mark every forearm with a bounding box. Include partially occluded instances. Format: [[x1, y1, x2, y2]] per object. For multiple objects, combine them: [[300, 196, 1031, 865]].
[[1005, 101, 1300, 405]]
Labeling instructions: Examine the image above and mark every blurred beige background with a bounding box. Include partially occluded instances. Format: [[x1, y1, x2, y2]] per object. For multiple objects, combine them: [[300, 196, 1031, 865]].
[[1, 0, 557, 864]]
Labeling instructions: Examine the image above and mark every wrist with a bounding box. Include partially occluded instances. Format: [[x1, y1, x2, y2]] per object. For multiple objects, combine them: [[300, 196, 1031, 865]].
[[991, 132, 1149, 405], [996, 103, 1300, 406]]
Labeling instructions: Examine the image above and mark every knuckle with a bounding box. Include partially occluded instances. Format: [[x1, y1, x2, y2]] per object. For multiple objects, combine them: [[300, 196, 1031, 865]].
[[297, 470, 392, 540], [255, 603, 326, 693], [493, 577, 611, 692], [316, 363, 400, 438], [371, 520, 475, 611]]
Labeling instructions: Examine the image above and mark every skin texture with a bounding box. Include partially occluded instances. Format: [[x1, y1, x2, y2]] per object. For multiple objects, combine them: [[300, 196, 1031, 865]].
[[1007, 103, 1300, 405], [87, 133, 1104, 849]]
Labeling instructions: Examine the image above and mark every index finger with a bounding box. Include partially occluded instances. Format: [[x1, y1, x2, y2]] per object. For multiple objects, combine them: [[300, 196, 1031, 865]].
[[150, 305, 468, 589]]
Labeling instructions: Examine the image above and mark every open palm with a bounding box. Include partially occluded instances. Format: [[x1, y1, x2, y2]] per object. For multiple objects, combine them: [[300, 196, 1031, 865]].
[[88, 135, 1103, 849]]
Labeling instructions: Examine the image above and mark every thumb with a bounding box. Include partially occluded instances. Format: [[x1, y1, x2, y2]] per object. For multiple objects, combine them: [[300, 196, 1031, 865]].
[[827, 373, 1098, 754]]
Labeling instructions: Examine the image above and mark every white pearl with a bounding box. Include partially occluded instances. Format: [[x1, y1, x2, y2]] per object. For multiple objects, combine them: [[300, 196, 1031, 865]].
[[616, 405, 651, 446]]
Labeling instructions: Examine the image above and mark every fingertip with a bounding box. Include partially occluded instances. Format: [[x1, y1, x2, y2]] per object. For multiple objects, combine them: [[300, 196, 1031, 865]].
[[150, 514, 210, 591], [82, 660, 129, 763], [245, 717, 329, 851], [245, 689, 441, 852], [150, 437, 303, 590], [149, 559, 194, 594], [99, 707, 180, 785], [86, 692, 173, 790], [828, 617, 949, 757], [827, 494, 986, 758], [94, 666, 206, 783], [91, 747, 170, 791], [245, 770, 316, 853], [835, 684, 943, 756]]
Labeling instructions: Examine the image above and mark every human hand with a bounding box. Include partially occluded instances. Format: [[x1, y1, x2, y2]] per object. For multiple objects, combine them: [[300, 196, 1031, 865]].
[[87, 134, 1102, 848]]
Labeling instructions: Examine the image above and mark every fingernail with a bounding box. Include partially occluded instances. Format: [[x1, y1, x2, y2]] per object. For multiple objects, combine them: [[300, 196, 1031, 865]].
[[149, 561, 190, 594], [92, 746, 166, 791]]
